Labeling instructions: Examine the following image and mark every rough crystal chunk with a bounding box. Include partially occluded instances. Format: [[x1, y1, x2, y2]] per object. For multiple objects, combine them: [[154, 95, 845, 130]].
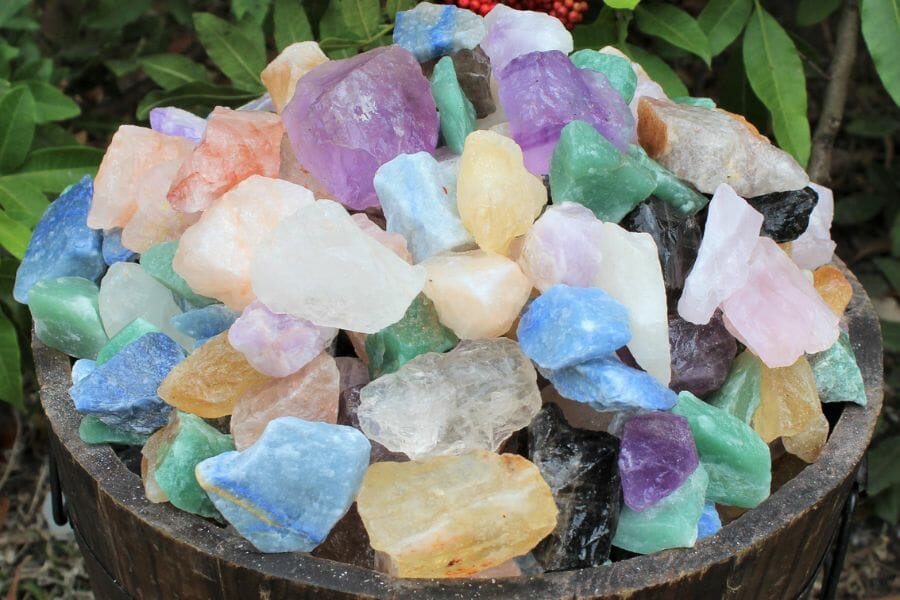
[[79, 415, 148, 446], [261, 41, 329, 113], [422, 47, 495, 119], [149, 107, 206, 143], [747, 187, 818, 243], [170, 304, 239, 345], [518, 285, 631, 370], [422, 249, 531, 339], [228, 300, 337, 378], [672, 391, 770, 508], [252, 200, 426, 333], [89, 126, 195, 229], [481, 4, 573, 74], [498, 51, 634, 175], [101, 228, 136, 266], [697, 502, 722, 540], [70, 333, 183, 434], [791, 183, 835, 269], [350, 213, 412, 262], [594, 222, 670, 384], [431, 56, 477, 154], [230, 352, 340, 450], [708, 350, 763, 424], [283, 45, 438, 210], [95, 318, 160, 365], [168, 107, 283, 213], [813, 264, 853, 317], [393, 2, 485, 62], [637, 98, 809, 196], [627, 146, 709, 215], [677, 183, 764, 325], [809, 332, 866, 406], [358, 338, 540, 459], [528, 404, 620, 570], [140, 241, 215, 308], [28, 277, 108, 359], [782, 408, 829, 463], [456, 130, 547, 253], [196, 417, 371, 552], [174, 176, 314, 310], [356, 450, 557, 578], [618, 412, 699, 511], [571, 49, 637, 103], [158, 331, 273, 418], [668, 311, 737, 397], [754, 356, 822, 445], [14, 177, 103, 304]]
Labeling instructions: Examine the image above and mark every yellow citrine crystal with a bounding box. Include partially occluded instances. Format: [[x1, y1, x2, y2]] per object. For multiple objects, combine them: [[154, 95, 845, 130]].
[[754, 356, 821, 444], [261, 42, 329, 113], [813, 265, 853, 317], [357, 450, 557, 578], [157, 332, 272, 418]]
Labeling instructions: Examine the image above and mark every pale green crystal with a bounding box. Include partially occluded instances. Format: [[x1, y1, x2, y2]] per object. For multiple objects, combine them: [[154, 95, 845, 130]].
[[612, 465, 708, 554], [79, 415, 149, 446], [95, 318, 161, 365], [570, 50, 637, 103], [672, 96, 716, 109], [28, 276, 108, 359], [140, 241, 215, 308], [809, 331, 866, 406], [708, 350, 763, 424], [628, 146, 709, 215], [672, 391, 771, 508], [430, 56, 476, 154]]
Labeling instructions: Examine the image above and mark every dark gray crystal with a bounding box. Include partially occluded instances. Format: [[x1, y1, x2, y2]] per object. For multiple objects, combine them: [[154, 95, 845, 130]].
[[746, 186, 818, 243], [668, 310, 737, 398], [422, 47, 495, 118]]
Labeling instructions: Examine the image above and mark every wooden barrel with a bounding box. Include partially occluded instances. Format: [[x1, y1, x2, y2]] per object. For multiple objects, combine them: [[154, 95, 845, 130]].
[[36, 262, 883, 600]]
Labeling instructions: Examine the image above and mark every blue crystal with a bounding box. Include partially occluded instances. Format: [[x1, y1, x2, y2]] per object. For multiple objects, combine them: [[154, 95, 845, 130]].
[[393, 2, 485, 63], [195, 417, 371, 553], [170, 304, 239, 342], [374, 152, 473, 262], [518, 285, 631, 370], [69, 332, 184, 434], [14, 177, 104, 304], [101, 228, 137, 266], [71, 359, 97, 384], [697, 501, 721, 540], [544, 355, 677, 412]]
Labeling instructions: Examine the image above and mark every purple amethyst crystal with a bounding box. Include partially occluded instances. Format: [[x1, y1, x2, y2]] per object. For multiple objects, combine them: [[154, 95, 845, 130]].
[[497, 50, 635, 175], [149, 107, 206, 144], [618, 412, 699, 511], [282, 46, 440, 210]]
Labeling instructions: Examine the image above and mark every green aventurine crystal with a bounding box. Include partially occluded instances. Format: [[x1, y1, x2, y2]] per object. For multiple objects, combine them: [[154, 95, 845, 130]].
[[628, 146, 709, 215], [28, 276, 108, 359], [79, 415, 149, 446], [365, 294, 458, 378], [140, 241, 215, 308], [550, 120, 657, 222], [430, 56, 476, 154], [570, 50, 637, 103], [672, 96, 716, 109], [151, 411, 234, 518], [612, 464, 709, 554], [809, 332, 867, 406], [672, 391, 771, 508], [708, 350, 763, 424], [95, 318, 161, 365]]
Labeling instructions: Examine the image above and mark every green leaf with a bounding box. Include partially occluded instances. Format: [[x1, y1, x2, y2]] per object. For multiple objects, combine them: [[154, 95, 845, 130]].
[[105, 58, 142, 77], [861, 0, 900, 106], [319, 0, 382, 42], [634, 4, 711, 66], [136, 82, 259, 120], [385, 0, 415, 19], [743, 5, 810, 166], [85, 0, 152, 29], [274, 0, 314, 50], [833, 192, 885, 225], [140, 54, 209, 91], [845, 114, 900, 138], [882, 319, 900, 353], [873, 485, 900, 523], [698, 0, 753, 56], [0, 0, 29, 28], [891, 212, 900, 257], [0, 86, 35, 173], [797, 0, 841, 26], [622, 43, 689, 97], [0, 311, 22, 409], [573, 8, 617, 51], [232, 0, 272, 23], [869, 435, 900, 495], [604, 0, 641, 8], [874, 257, 900, 291], [0, 180, 47, 227], [0, 146, 103, 193], [193, 12, 266, 91], [0, 209, 30, 258], [23, 81, 81, 124]]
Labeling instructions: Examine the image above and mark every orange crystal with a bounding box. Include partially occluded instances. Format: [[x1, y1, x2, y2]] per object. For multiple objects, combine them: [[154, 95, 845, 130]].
[[813, 265, 852, 317]]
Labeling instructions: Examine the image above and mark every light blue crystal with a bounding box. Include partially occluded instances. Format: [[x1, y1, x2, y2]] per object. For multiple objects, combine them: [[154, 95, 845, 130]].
[[195, 417, 371, 553], [809, 331, 866, 406], [170, 304, 239, 342], [71, 359, 97, 384], [14, 176, 104, 304], [69, 332, 184, 434], [697, 501, 722, 540], [517, 284, 631, 370], [393, 2, 486, 62], [570, 50, 637, 103], [374, 152, 473, 262], [101, 228, 137, 266], [544, 355, 678, 412]]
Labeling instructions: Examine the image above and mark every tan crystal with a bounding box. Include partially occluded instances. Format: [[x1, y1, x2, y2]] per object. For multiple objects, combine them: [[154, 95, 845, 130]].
[[813, 265, 853, 317], [261, 42, 329, 113], [754, 356, 821, 444]]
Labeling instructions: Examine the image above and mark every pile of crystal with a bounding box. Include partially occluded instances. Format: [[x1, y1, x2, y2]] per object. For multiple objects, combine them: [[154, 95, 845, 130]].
[[16, 1, 866, 579]]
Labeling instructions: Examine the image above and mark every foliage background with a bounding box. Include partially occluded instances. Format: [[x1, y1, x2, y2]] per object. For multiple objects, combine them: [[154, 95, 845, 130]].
[[0, 0, 898, 597]]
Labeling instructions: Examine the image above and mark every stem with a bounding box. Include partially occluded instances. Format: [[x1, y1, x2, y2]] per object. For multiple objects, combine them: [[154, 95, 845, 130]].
[[808, 0, 859, 185]]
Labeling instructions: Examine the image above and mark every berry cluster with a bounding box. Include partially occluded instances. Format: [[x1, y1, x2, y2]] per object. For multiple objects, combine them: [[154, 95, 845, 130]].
[[446, 0, 589, 28]]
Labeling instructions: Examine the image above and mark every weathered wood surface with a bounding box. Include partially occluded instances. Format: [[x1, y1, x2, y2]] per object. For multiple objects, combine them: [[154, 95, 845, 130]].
[[36, 261, 883, 600]]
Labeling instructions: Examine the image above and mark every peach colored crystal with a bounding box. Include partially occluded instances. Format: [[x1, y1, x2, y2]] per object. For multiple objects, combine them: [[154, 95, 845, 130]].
[[261, 42, 329, 113], [121, 159, 200, 252], [813, 265, 853, 318]]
